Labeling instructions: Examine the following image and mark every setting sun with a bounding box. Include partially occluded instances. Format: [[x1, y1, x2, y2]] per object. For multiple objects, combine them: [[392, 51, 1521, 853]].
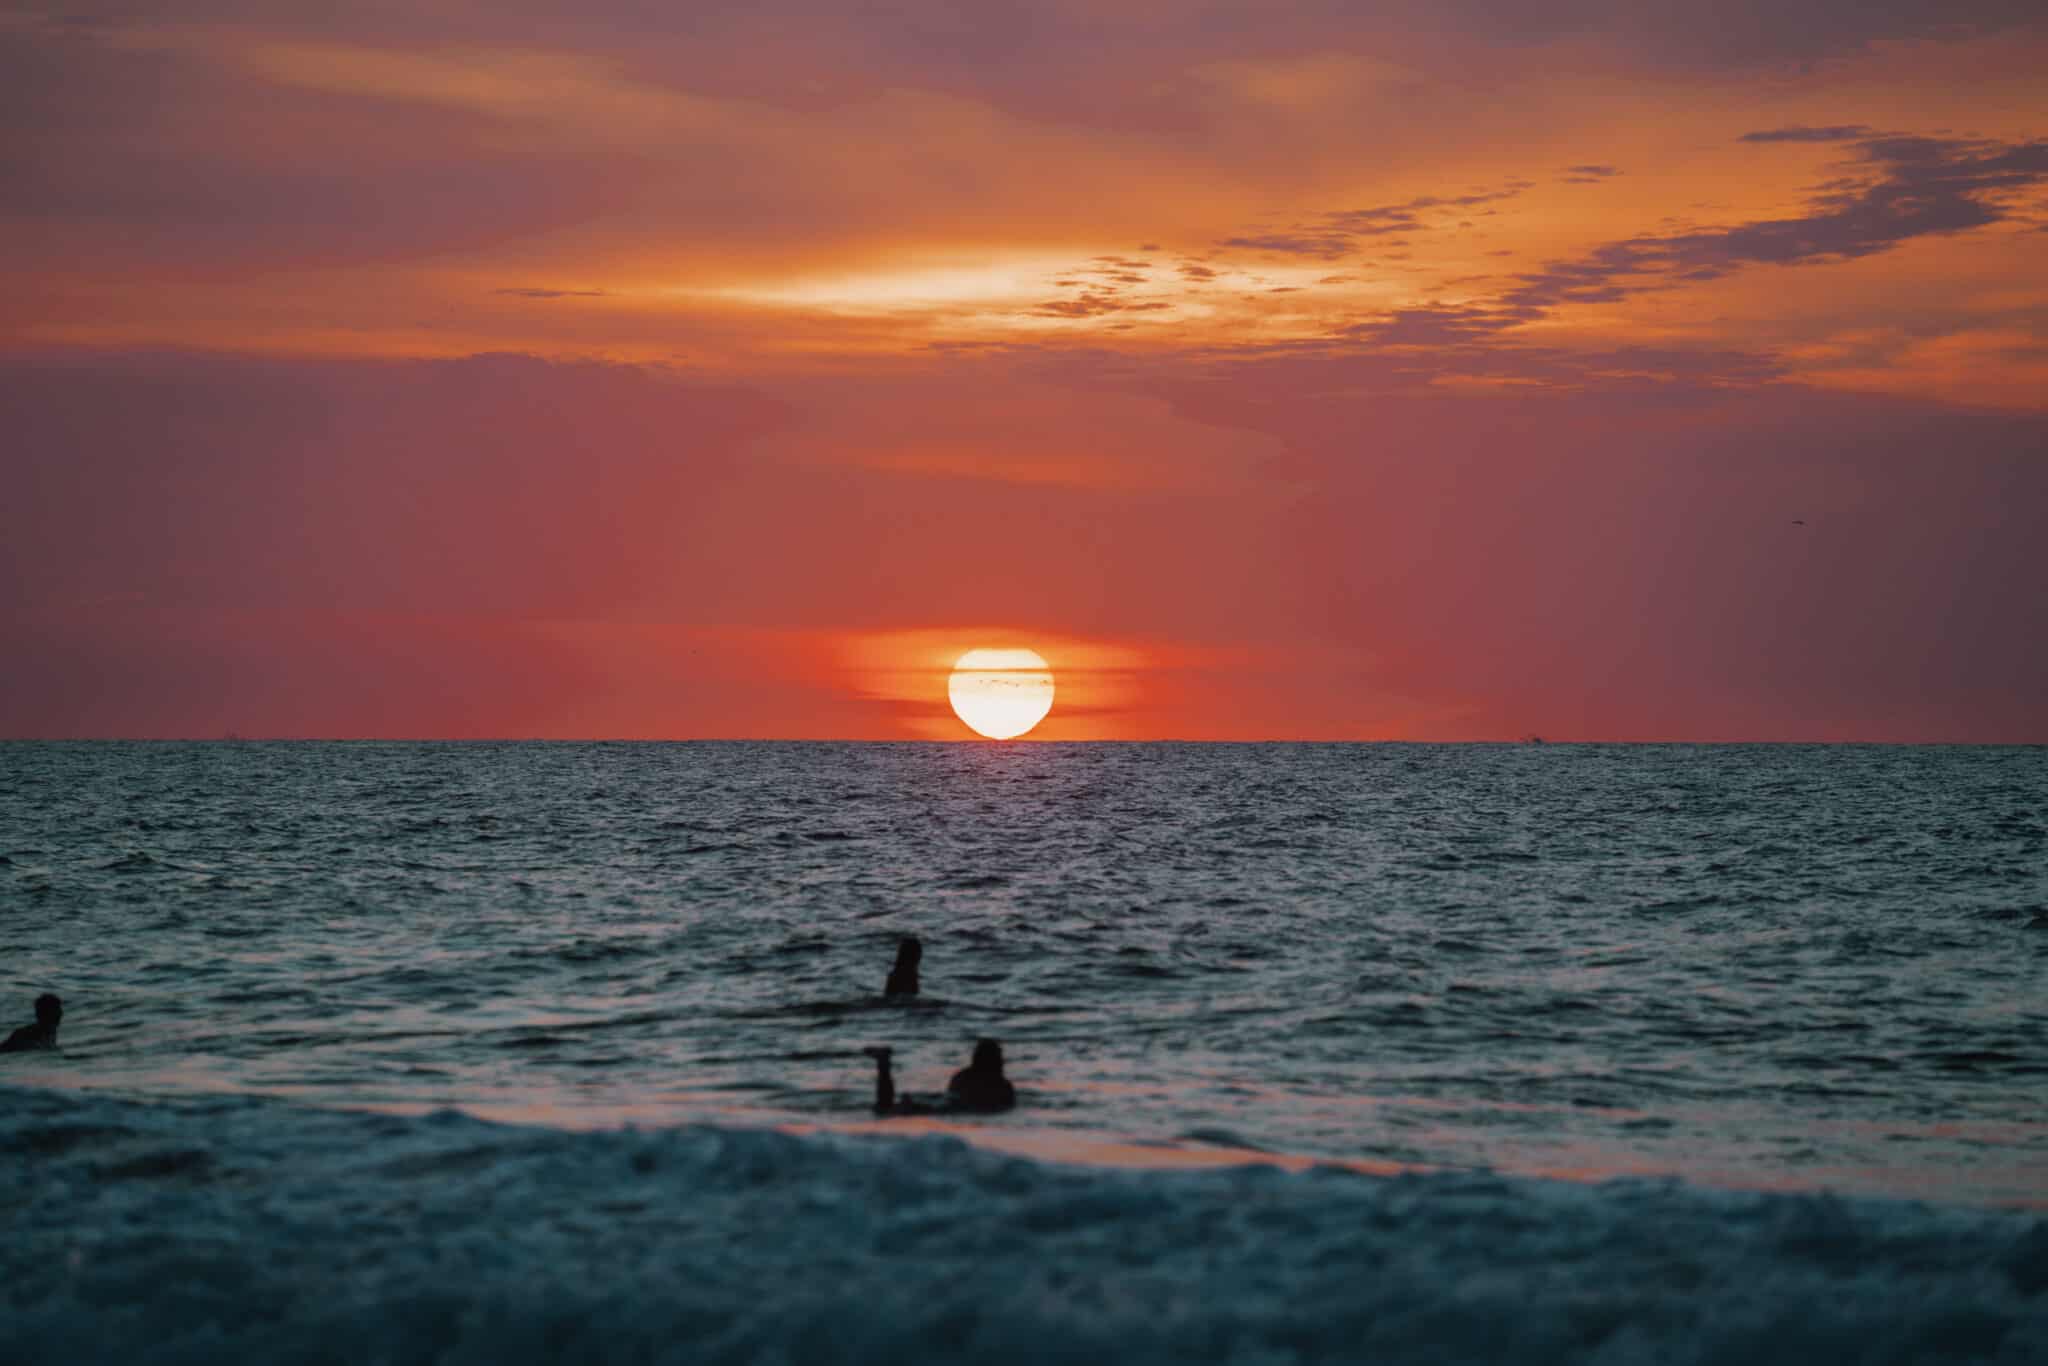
[[947, 648, 1055, 739]]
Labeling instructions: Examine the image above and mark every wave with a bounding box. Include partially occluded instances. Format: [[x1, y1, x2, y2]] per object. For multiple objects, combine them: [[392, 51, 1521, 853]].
[[101, 850, 164, 872], [3, 1084, 2043, 1364]]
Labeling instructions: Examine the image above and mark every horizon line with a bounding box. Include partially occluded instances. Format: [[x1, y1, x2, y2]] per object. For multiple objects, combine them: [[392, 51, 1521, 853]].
[[2, 737, 2042, 747]]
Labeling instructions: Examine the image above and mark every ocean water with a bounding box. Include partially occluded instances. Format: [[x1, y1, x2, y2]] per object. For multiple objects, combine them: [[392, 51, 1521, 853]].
[[4, 741, 2046, 1362]]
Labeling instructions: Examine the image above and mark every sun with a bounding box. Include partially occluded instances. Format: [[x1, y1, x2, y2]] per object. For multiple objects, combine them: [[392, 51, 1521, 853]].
[[948, 648, 1055, 739]]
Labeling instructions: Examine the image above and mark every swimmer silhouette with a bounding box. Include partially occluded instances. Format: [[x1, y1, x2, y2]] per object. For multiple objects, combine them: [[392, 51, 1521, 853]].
[[0, 994, 62, 1053], [864, 1039, 1015, 1115], [885, 936, 922, 997]]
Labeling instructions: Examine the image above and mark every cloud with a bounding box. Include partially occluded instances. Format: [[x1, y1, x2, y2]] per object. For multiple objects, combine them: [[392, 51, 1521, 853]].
[[1338, 305, 1510, 347], [1026, 255, 1182, 316], [1031, 294, 1170, 318], [1522, 133, 2048, 293], [0, 24, 638, 270], [1400, 0, 2044, 68], [1216, 230, 1356, 259], [1217, 186, 1528, 260], [1739, 125, 1876, 143], [1336, 131, 2048, 348], [495, 288, 608, 299]]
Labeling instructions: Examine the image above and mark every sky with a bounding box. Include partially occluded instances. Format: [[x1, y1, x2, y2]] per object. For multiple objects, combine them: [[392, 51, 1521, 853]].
[[3, 1, 2044, 740]]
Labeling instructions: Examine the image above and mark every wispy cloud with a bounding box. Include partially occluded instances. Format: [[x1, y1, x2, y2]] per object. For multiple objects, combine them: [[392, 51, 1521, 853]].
[[1218, 185, 1529, 260], [1031, 294, 1171, 318], [1216, 230, 1357, 259], [1342, 131, 2048, 345], [1738, 125, 1876, 143], [1519, 134, 2048, 296]]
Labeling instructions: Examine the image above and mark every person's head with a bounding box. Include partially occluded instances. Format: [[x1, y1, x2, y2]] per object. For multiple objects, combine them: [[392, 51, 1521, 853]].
[[894, 937, 922, 969], [34, 994, 61, 1028], [971, 1038, 1003, 1073]]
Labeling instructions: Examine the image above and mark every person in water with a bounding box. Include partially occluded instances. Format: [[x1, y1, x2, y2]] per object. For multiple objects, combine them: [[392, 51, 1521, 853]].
[[884, 936, 922, 997], [864, 1039, 1015, 1115], [1, 994, 62, 1053]]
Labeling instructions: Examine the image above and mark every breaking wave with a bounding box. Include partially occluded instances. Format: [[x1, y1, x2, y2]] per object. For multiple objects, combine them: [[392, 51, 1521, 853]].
[[3, 1085, 2044, 1365]]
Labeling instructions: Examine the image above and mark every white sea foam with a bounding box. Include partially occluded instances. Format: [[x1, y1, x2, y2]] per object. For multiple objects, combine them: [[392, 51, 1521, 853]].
[[3, 1084, 2043, 1365]]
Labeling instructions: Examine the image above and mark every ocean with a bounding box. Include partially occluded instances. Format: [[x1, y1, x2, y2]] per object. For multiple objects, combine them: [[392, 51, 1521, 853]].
[[3, 741, 2045, 1362]]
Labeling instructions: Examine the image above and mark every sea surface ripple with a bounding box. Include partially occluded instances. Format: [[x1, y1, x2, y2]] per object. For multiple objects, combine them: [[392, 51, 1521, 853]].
[[2, 741, 2044, 1207]]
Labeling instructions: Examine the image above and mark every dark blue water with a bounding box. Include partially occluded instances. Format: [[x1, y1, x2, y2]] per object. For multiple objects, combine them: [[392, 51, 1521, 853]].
[[3, 741, 2044, 1205]]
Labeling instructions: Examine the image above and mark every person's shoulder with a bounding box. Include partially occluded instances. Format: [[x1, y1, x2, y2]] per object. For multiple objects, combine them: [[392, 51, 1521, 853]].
[[1, 1023, 54, 1052], [946, 1068, 1015, 1111]]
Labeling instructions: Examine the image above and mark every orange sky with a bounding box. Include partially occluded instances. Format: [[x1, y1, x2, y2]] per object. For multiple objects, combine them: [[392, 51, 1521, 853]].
[[3, 3, 2044, 739]]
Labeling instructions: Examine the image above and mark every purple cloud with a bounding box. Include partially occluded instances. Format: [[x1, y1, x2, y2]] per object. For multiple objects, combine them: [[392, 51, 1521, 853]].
[[1338, 131, 2048, 345], [1740, 125, 1877, 143]]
